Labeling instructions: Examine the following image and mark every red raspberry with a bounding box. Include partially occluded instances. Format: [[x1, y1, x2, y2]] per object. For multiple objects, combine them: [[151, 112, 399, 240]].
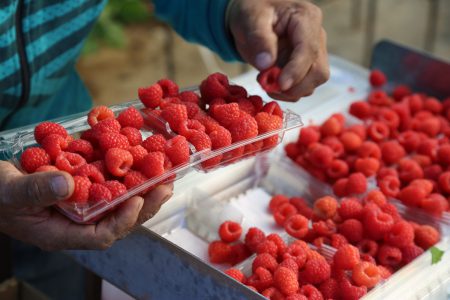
[[227, 84, 248, 101], [117, 107, 143, 130], [384, 220, 414, 248], [267, 233, 287, 258], [333, 244, 360, 270], [90, 160, 106, 175], [424, 97, 443, 114], [35, 165, 59, 172], [354, 157, 380, 177], [298, 126, 321, 146], [140, 151, 165, 178], [247, 267, 273, 292], [66, 176, 92, 204], [237, 98, 256, 116], [378, 265, 393, 279], [352, 261, 381, 288], [313, 196, 338, 219], [257, 66, 281, 93], [91, 118, 121, 138], [377, 244, 402, 267], [439, 171, 450, 194], [340, 131, 362, 152], [333, 178, 349, 197], [229, 242, 251, 265], [339, 275, 367, 300], [187, 130, 212, 151], [261, 287, 284, 299], [209, 103, 240, 127], [208, 241, 232, 264], [284, 214, 309, 239], [209, 98, 227, 108], [87, 106, 114, 128], [369, 69, 387, 87], [41, 134, 69, 161], [312, 219, 337, 237], [368, 90, 391, 106], [279, 258, 299, 275], [339, 219, 364, 243], [178, 90, 200, 104], [411, 153, 431, 168], [142, 134, 166, 153], [421, 193, 449, 216], [99, 133, 130, 152], [392, 85, 411, 101], [416, 117, 441, 137], [123, 170, 147, 190], [159, 97, 181, 109], [75, 163, 105, 183], [256, 240, 278, 257], [163, 135, 190, 166], [346, 173, 367, 195], [138, 84, 163, 108], [357, 239, 378, 257], [245, 227, 266, 253], [325, 159, 349, 179], [120, 127, 142, 146], [319, 278, 339, 299], [283, 243, 308, 269], [378, 175, 400, 198], [128, 145, 148, 169], [80, 129, 98, 147], [161, 104, 188, 133], [285, 143, 300, 160], [199, 73, 229, 102], [218, 221, 242, 243], [104, 148, 133, 177], [261, 101, 283, 118], [89, 183, 112, 203], [338, 198, 363, 220], [424, 164, 443, 181], [380, 141, 406, 165], [224, 269, 246, 284], [55, 152, 86, 174], [398, 159, 424, 184], [347, 124, 367, 140], [301, 258, 331, 285], [208, 126, 232, 150], [398, 185, 426, 207], [253, 253, 278, 273], [157, 79, 179, 97], [377, 108, 400, 130], [364, 209, 394, 240], [102, 180, 127, 199], [437, 144, 450, 166], [227, 112, 258, 142], [414, 225, 440, 249], [364, 190, 387, 206], [298, 284, 323, 300], [357, 141, 381, 159], [397, 131, 420, 153], [349, 101, 372, 119], [405, 94, 424, 113], [269, 194, 289, 213], [321, 116, 343, 137], [274, 266, 299, 296], [367, 121, 390, 142], [67, 139, 94, 162], [417, 138, 438, 160], [306, 143, 334, 169], [34, 121, 68, 144], [274, 203, 298, 226], [401, 244, 424, 264], [255, 112, 283, 148]]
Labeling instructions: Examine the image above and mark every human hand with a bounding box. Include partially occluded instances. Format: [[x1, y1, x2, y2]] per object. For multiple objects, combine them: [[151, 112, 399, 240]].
[[228, 0, 329, 101], [0, 161, 172, 250]]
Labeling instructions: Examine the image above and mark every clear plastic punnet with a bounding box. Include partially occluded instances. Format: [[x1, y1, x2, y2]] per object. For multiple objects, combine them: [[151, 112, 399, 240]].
[[0, 96, 302, 224]]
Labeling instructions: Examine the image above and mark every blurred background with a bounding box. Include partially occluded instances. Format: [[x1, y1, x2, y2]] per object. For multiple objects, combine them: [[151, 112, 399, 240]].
[[76, 0, 450, 107]]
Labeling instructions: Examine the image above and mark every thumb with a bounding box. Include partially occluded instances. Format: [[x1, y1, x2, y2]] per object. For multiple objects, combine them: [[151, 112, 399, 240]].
[[4, 164, 74, 208]]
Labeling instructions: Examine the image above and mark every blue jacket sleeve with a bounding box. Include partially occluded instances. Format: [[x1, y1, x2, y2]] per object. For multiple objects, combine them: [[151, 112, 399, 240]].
[[153, 0, 241, 62]]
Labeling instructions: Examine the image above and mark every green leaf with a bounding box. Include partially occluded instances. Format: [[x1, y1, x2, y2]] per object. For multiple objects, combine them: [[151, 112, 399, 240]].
[[430, 246, 444, 265]]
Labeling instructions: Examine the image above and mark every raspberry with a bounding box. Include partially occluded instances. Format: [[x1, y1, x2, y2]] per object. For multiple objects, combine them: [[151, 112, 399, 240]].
[[357, 141, 381, 159], [416, 117, 441, 137], [298, 126, 321, 146], [35, 165, 59, 172], [417, 138, 438, 160], [398, 159, 424, 184], [140, 152, 165, 178], [339, 219, 364, 243], [92, 118, 121, 138], [247, 95, 263, 112], [253, 253, 278, 273], [157, 79, 179, 97], [285, 294, 308, 300], [274, 203, 298, 226], [319, 278, 339, 299], [357, 239, 378, 257], [257, 66, 281, 93], [352, 261, 381, 288], [128, 145, 148, 169], [367, 121, 390, 142], [349, 101, 372, 119], [102, 180, 127, 199], [338, 198, 363, 220], [218, 221, 242, 243], [66, 176, 92, 204], [80, 129, 98, 146], [245, 227, 266, 253], [279, 258, 299, 275], [420, 193, 449, 215], [392, 85, 411, 101], [210, 103, 240, 127], [229, 242, 251, 265], [75, 163, 105, 183], [313, 196, 338, 219], [378, 175, 400, 198], [123, 170, 147, 190], [256, 240, 278, 257], [301, 257, 331, 285], [90, 160, 106, 175], [298, 284, 323, 300], [89, 183, 112, 203], [312, 219, 336, 236], [227, 84, 248, 101], [255, 112, 283, 148], [377, 108, 400, 130], [224, 269, 245, 283], [364, 190, 387, 206], [267, 233, 287, 257], [369, 69, 387, 87], [99, 133, 130, 153], [87, 106, 114, 128], [364, 209, 394, 240], [34, 121, 68, 144], [333, 178, 349, 197], [247, 267, 273, 292], [119, 127, 142, 146], [274, 266, 299, 296], [380, 141, 406, 165], [354, 157, 379, 177], [104, 148, 133, 177], [321, 116, 343, 137], [163, 135, 190, 166], [208, 241, 232, 264], [138, 84, 163, 108], [261, 287, 284, 299], [187, 130, 212, 151], [269, 194, 289, 213], [339, 276, 367, 300], [237, 98, 256, 116], [340, 131, 362, 152], [414, 225, 440, 249], [41, 134, 69, 161], [116, 107, 143, 130], [384, 220, 414, 248], [261, 101, 283, 118], [346, 173, 367, 195], [378, 265, 393, 279], [161, 104, 188, 133], [398, 185, 426, 207], [284, 214, 309, 239], [283, 243, 308, 269], [55, 152, 86, 174], [333, 244, 360, 270], [227, 112, 258, 142], [439, 171, 450, 194], [159, 97, 181, 109], [368, 90, 391, 106], [67, 139, 94, 162], [397, 130, 420, 153], [142, 134, 166, 153], [199, 73, 229, 103], [307, 143, 334, 169], [377, 244, 402, 267], [424, 164, 443, 181], [401, 244, 424, 265], [178, 90, 200, 104]]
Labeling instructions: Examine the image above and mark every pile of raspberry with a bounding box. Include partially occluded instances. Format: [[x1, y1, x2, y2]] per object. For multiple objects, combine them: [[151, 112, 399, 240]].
[[138, 73, 284, 169], [285, 70, 450, 215], [20, 104, 190, 205]]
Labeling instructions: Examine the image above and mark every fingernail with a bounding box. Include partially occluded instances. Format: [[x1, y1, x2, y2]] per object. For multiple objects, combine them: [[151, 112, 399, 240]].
[[50, 176, 69, 198], [255, 52, 272, 70], [281, 78, 294, 91]]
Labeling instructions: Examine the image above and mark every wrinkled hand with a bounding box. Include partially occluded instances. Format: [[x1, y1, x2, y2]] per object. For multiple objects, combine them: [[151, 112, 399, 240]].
[[228, 0, 329, 101], [0, 161, 172, 250]]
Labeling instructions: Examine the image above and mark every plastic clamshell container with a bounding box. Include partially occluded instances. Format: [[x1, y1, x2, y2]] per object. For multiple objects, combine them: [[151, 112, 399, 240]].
[[0, 96, 302, 224]]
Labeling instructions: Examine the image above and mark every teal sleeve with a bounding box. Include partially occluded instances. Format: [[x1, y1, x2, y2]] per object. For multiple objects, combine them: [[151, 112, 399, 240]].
[[153, 0, 241, 62]]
